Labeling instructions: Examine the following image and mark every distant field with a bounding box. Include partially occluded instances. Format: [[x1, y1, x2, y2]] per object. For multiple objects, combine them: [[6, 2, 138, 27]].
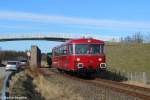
[[106, 43, 150, 75]]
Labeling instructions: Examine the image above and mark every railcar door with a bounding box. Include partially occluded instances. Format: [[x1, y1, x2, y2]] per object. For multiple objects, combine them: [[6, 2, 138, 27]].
[[61, 45, 68, 70]]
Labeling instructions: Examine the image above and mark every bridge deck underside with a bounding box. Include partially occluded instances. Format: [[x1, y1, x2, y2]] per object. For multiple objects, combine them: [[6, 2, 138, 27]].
[[0, 37, 71, 42]]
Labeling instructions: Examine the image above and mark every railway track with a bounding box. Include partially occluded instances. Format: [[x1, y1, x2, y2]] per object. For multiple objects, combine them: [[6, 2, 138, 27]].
[[39, 68, 150, 100], [90, 79, 150, 100], [95, 78, 150, 96]]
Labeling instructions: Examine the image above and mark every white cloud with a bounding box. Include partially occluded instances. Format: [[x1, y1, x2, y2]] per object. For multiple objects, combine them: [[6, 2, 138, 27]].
[[0, 11, 150, 30]]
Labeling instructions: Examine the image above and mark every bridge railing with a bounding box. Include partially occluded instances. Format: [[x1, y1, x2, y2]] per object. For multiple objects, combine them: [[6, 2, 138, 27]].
[[0, 33, 102, 40]]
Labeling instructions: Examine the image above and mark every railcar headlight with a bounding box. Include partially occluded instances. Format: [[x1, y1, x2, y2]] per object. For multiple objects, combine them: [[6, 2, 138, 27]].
[[98, 58, 102, 61], [77, 63, 83, 68], [76, 58, 80, 61]]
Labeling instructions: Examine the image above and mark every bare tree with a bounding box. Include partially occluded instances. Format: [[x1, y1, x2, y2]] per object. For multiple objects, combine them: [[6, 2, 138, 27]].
[[124, 36, 132, 43], [120, 32, 143, 43], [120, 37, 124, 43], [146, 33, 150, 43], [0, 50, 27, 60], [132, 32, 143, 43]]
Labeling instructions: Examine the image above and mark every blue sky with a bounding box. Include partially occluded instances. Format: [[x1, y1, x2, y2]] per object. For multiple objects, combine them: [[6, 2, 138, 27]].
[[0, 0, 150, 52]]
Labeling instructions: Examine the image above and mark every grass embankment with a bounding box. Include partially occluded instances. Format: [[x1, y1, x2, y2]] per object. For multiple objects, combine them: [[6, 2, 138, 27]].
[[26, 68, 83, 100], [106, 43, 150, 75], [9, 70, 45, 100]]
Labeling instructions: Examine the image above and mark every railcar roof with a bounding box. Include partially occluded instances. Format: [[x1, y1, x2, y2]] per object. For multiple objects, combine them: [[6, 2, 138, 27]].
[[53, 38, 104, 49], [67, 38, 104, 44]]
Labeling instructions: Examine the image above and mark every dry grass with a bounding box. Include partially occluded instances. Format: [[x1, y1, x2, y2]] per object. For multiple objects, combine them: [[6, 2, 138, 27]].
[[25, 68, 83, 100], [25, 67, 40, 77], [9, 70, 45, 100]]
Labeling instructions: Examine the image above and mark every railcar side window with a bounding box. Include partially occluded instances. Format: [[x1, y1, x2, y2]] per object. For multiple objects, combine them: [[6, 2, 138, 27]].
[[57, 48, 60, 56], [62, 46, 67, 55], [100, 44, 104, 54], [56, 49, 58, 56], [68, 44, 73, 54], [52, 50, 55, 56], [60, 47, 63, 55]]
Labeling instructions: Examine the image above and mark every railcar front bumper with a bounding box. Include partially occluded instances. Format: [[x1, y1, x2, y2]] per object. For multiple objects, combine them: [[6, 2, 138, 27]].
[[77, 67, 96, 74]]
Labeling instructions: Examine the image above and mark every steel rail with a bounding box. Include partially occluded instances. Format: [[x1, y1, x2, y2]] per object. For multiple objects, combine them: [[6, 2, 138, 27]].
[[95, 78, 150, 96]]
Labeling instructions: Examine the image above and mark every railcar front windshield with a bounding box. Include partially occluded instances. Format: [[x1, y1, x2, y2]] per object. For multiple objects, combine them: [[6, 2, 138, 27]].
[[75, 44, 104, 54]]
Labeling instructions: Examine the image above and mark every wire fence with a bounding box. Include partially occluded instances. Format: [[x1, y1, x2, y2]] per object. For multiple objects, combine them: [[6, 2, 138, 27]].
[[108, 68, 150, 85]]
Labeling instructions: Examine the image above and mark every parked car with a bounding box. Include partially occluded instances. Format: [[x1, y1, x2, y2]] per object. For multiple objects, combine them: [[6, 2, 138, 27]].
[[0, 64, 5, 67], [5, 61, 20, 71], [19, 60, 28, 66], [19, 59, 29, 69]]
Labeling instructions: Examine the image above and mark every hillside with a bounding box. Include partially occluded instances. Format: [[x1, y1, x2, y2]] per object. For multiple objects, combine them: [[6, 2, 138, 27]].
[[106, 43, 150, 74]]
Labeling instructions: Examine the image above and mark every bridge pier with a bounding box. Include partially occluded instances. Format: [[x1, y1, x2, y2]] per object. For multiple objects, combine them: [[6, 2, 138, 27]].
[[30, 45, 41, 68]]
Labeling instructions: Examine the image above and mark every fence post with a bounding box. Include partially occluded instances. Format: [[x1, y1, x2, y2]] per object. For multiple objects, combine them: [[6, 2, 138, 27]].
[[143, 72, 147, 84], [130, 72, 133, 81], [134, 72, 137, 81]]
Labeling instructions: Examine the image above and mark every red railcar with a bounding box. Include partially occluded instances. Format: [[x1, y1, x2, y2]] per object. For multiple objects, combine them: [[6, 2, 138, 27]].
[[52, 38, 106, 74]]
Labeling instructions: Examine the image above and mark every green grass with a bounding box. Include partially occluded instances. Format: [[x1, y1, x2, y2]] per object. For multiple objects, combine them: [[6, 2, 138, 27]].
[[106, 43, 150, 75]]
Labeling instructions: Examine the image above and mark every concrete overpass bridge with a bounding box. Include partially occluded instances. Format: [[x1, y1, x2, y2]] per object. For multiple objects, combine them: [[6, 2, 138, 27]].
[[0, 33, 101, 42]]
